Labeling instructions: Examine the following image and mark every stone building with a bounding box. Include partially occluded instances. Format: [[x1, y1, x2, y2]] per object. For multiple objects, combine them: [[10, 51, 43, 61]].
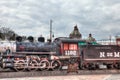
[[86, 33, 96, 42], [69, 25, 82, 39]]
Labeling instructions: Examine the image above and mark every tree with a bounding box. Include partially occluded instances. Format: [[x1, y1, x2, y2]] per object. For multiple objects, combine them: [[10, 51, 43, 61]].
[[0, 27, 17, 40], [0, 32, 4, 40]]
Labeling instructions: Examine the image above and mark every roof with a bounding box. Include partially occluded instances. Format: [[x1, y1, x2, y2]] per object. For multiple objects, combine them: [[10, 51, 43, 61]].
[[55, 37, 85, 43]]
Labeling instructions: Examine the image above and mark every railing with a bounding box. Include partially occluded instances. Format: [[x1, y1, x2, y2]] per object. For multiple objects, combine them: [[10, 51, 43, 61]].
[[97, 40, 117, 45]]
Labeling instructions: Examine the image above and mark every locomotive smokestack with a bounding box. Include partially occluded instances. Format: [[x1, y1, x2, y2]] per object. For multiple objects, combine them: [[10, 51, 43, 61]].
[[16, 36, 22, 42]]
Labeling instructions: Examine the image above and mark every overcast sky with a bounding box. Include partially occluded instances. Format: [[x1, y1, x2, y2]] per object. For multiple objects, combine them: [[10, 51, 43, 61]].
[[0, 0, 120, 40]]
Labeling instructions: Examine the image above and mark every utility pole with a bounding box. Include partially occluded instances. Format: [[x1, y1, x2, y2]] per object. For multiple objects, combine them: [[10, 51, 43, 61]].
[[50, 19, 52, 42]]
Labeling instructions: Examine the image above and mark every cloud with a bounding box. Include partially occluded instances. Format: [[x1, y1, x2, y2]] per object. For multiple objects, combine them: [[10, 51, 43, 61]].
[[0, 0, 120, 40]]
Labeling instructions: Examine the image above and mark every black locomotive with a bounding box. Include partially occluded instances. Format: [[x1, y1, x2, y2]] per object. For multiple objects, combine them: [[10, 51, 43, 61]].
[[0, 36, 120, 72]]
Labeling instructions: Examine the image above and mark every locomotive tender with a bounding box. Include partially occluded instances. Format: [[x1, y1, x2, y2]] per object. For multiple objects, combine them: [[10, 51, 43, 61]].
[[0, 36, 120, 72]]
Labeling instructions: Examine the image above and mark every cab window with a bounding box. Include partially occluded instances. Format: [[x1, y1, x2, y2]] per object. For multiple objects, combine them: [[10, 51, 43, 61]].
[[63, 43, 69, 50], [69, 44, 77, 50], [63, 43, 78, 50]]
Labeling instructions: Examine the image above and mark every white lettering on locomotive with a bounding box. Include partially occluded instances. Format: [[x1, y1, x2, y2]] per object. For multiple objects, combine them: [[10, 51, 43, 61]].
[[65, 50, 77, 56], [114, 52, 120, 57], [100, 52, 120, 58], [107, 52, 113, 57], [100, 52, 105, 57]]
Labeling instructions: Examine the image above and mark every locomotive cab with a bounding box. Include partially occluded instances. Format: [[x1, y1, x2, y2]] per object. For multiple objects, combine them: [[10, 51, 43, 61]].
[[54, 38, 80, 57], [61, 41, 79, 57], [54, 38, 81, 69]]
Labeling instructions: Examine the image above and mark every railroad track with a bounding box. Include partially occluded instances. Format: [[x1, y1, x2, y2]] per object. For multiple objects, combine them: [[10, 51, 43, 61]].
[[1, 69, 120, 78]]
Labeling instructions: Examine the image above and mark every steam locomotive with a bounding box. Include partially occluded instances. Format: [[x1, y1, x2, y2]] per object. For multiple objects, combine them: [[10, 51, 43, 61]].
[[0, 36, 120, 72]]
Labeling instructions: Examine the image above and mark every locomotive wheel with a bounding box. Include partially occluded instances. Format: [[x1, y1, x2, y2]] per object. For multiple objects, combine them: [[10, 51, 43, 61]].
[[114, 63, 120, 69], [39, 60, 50, 71], [14, 60, 25, 72], [107, 64, 113, 69], [83, 64, 89, 70], [28, 60, 38, 71], [84, 63, 95, 70], [51, 60, 61, 70]]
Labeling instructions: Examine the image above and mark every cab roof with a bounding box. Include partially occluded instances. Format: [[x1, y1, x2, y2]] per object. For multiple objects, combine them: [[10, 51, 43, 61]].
[[54, 37, 86, 43]]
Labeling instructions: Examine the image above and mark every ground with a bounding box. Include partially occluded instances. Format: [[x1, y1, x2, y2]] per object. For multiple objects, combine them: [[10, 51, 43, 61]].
[[0, 74, 116, 80]]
